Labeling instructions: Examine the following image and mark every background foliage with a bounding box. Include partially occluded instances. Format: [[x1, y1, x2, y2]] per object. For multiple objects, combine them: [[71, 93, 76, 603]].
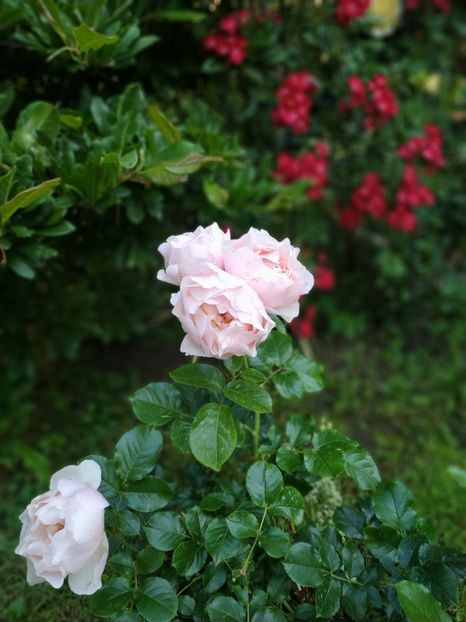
[[0, 0, 465, 620]]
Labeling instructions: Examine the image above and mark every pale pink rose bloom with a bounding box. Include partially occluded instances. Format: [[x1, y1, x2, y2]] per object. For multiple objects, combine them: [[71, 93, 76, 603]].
[[157, 222, 230, 286], [171, 263, 275, 359], [15, 459, 109, 596], [223, 228, 314, 322]]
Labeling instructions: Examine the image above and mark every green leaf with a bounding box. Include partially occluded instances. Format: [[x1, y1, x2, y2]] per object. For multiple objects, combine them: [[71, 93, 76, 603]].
[[273, 353, 323, 399], [153, 10, 207, 22], [0, 178, 60, 224], [334, 506, 365, 539], [115, 426, 162, 481], [342, 542, 364, 579], [269, 486, 305, 525], [172, 541, 207, 576], [8, 254, 35, 279], [276, 445, 302, 474], [364, 526, 400, 571], [205, 518, 242, 565], [304, 445, 345, 477], [15, 101, 60, 136], [136, 547, 165, 575], [395, 581, 452, 622], [203, 178, 229, 209], [207, 596, 246, 622], [373, 482, 417, 533], [226, 510, 259, 538], [259, 527, 291, 558], [145, 511, 187, 551], [250, 330, 293, 372], [170, 414, 192, 454], [447, 466, 466, 487], [124, 477, 172, 513], [190, 403, 237, 471], [203, 563, 228, 593], [0, 166, 15, 204], [252, 608, 287, 622], [246, 462, 283, 508], [130, 382, 183, 426], [72, 24, 119, 53], [89, 577, 131, 617], [225, 379, 272, 413], [135, 577, 178, 622], [286, 414, 315, 448], [343, 445, 381, 490], [315, 577, 341, 620], [342, 584, 367, 621], [115, 510, 140, 536], [200, 492, 232, 512], [141, 143, 221, 186], [283, 543, 324, 587], [170, 364, 225, 393], [40, 221, 75, 237], [148, 103, 180, 145]]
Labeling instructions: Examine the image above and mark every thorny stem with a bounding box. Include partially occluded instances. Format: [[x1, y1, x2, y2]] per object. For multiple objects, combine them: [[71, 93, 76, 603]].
[[253, 411, 261, 458], [241, 507, 268, 577], [177, 575, 201, 597]]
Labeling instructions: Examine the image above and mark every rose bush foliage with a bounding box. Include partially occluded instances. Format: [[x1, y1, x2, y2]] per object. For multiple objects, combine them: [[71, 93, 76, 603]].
[[16, 328, 466, 621], [15, 226, 465, 620]]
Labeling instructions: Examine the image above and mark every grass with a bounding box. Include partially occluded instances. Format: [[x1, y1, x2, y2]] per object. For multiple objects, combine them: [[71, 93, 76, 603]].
[[1, 324, 464, 620]]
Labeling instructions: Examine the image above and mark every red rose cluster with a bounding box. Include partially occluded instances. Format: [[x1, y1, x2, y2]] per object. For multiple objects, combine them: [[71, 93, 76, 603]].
[[398, 124, 445, 173], [203, 9, 280, 66], [271, 71, 318, 135], [340, 75, 399, 129], [388, 164, 435, 232], [290, 305, 317, 340], [339, 173, 386, 230], [273, 142, 329, 200], [314, 253, 336, 291], [335, 0, 370, 25], [203, 15, 248, 65], [340, 164, 436, 234], [405, 0, 451, 13]]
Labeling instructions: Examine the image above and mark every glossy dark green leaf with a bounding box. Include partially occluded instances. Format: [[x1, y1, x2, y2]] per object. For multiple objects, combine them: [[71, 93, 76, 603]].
[[145, 511, 187, 551], [172, 541, 207, 576], [342, 542, 364, 579], [276, 445, 301, 473], [303, 445, 344, 477], [251, 607, 287, 622], [170, 363, 225, 393], [283, 543, 324, 587], [342, 584, 367, 621], [315, 577, 341, 619], [115, 426, 162, 482], [249, 330, 293, 372], [246, 462, 283, 508], [334, 506, 366, 539], [207, 596, 245, 622], [205, 518, 242, 565], [395, 580, 452, 622], [136, 547, 165, 575], [364, 526, 400, 571], [373, 481, 417, 533], [130, 382, 183, 426], [259, 527, 291, 558], [226, 510, 259, 538], [115, 509, 140, 536], [273, 353, 323, 399], [135, 577, 178, 622], [89, 577, 131, 617], [286, 414, 315, 447], [343, 445, 381, 490], [190, 403, 237, 471], [224, 379, 272, 413], [124, 476, 172, 512], [269, 486, 305, 525], [202, 563, 228, 593]]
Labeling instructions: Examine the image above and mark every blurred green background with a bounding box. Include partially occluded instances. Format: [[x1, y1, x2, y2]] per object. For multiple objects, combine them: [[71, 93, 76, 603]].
[[0, 0, 465, 619]]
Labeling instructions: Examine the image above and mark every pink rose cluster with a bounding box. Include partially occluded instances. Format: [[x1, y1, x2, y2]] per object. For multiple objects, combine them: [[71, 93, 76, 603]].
[[157, 223, 313, 359]]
